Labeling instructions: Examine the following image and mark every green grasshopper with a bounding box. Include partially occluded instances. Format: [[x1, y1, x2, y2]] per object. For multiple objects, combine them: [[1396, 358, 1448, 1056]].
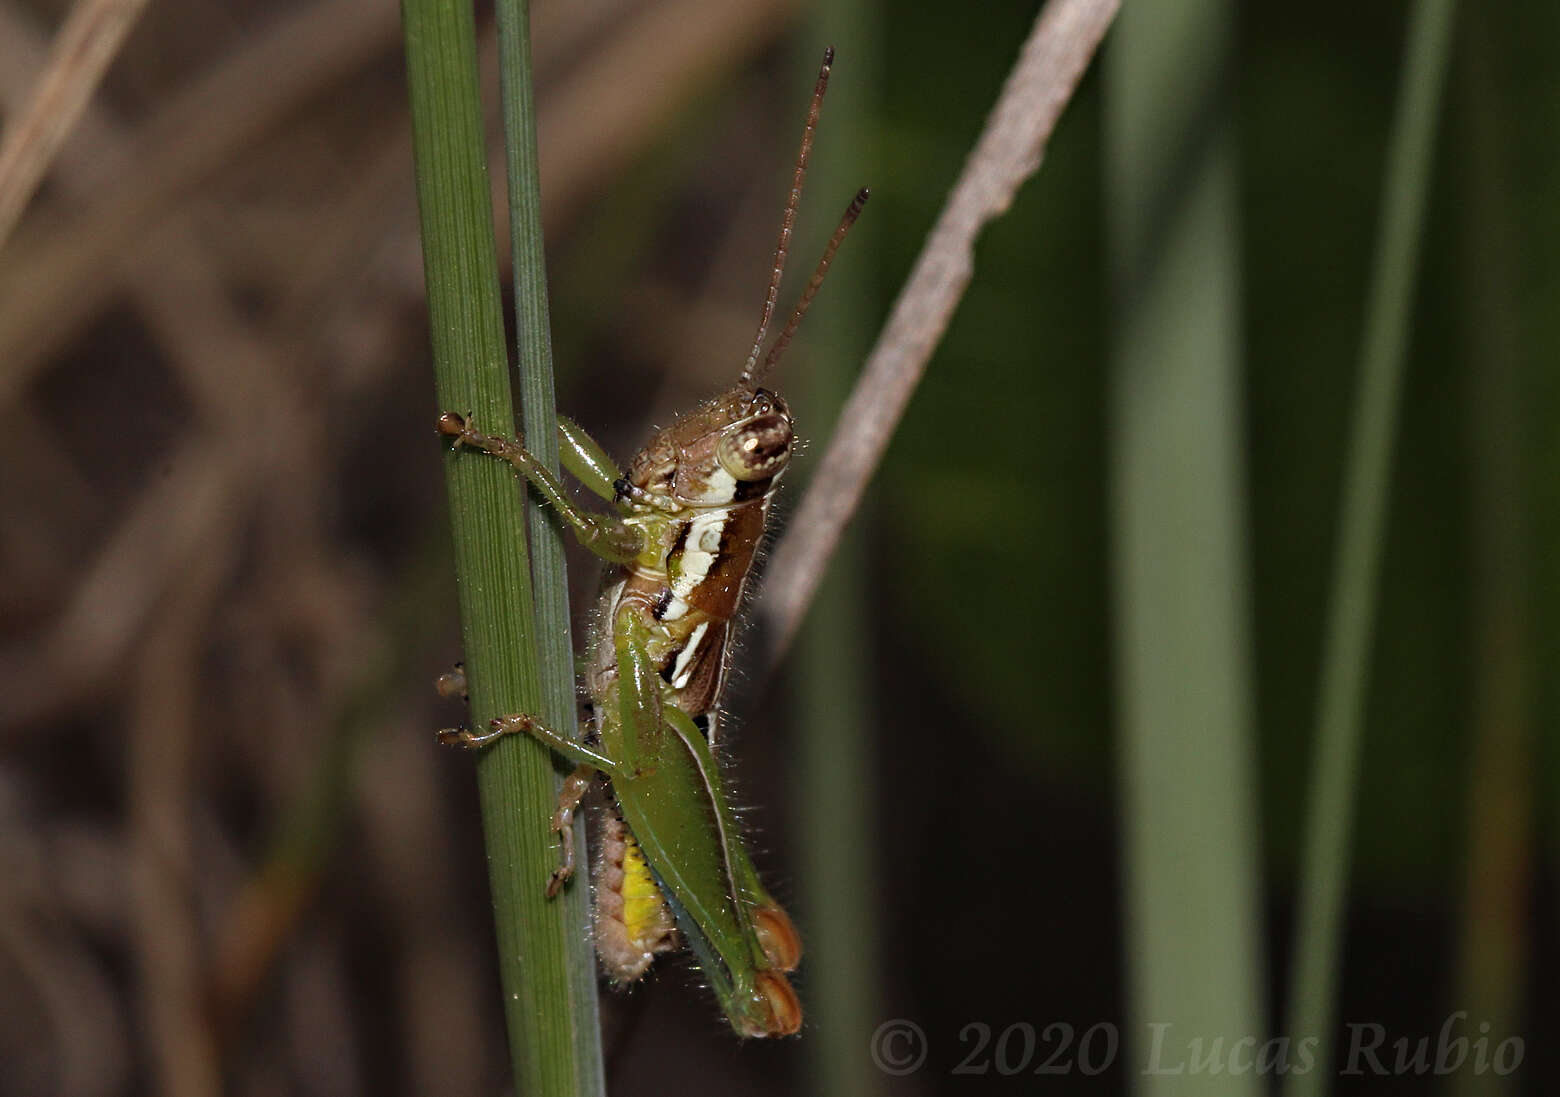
[[436, 48, 866, 1038]]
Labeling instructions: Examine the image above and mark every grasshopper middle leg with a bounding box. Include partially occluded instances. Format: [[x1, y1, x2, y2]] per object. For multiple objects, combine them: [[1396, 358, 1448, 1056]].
[[439, 710, 625, 893], [439, 711, 618, 771], [547, 764, 597, 896]]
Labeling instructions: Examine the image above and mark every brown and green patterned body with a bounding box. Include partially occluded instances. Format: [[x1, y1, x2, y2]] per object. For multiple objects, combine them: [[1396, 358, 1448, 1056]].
[[435, 45, 865, 1040], [586, 386, 793, 745], [434, 382, 805, 1037], [582, 385, 802, 1032]]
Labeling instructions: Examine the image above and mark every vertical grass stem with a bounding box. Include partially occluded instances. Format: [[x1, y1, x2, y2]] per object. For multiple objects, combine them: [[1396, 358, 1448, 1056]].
[[402, 0, 604, 1091], [1282, 1, 1458, 1091]]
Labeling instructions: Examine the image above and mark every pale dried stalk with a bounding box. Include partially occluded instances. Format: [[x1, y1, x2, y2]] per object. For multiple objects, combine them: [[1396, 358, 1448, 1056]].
[[0, 0, 151, 250], [0, 5, 319, 730], [128, 547, 231, 1097], [0, 0, 401, 408], [758, 0, 1120, 662]]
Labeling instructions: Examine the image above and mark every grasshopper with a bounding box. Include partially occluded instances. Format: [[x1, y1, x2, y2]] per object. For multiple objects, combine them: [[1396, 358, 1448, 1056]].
[[436, 48, 866, 1038]]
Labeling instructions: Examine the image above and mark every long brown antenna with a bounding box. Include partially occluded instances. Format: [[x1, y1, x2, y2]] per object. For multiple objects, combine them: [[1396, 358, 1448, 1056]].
[[749, 186, 869, 385], [738, 47, 834, 386]]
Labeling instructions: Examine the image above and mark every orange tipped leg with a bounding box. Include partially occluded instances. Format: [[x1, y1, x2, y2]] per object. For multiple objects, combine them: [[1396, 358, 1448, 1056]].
[[753, 903, 802, 972], [748, 972, 802, 1037]]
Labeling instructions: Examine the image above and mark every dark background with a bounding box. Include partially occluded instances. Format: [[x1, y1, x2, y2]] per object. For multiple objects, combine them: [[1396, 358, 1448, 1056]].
[[0, 0, 1553, 1094]]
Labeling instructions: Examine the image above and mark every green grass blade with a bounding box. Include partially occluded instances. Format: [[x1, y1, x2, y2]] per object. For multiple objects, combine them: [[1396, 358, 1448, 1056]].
[[1281, 0, 1458, 1091], [791, 13, 885, 1097], [495, 0, 607, 1087], [1106, 1, 1267, 1092], [401, 0, 601, 1092]]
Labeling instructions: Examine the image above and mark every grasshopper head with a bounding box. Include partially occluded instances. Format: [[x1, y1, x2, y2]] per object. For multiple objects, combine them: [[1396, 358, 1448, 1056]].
[[627, 387, 793, 507]]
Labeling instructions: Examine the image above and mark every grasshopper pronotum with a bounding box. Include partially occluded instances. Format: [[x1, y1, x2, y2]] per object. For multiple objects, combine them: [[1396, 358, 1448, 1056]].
[[436, 48, 866, 1038]]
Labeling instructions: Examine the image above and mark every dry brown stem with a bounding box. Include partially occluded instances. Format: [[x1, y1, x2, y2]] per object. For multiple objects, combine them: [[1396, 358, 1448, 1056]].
[[0, 0, 401, 405], [0, 0, 151, 249], [128, 548, 231, 1097], [0, 4, 322, 727], [757, 0, 1120, 662]]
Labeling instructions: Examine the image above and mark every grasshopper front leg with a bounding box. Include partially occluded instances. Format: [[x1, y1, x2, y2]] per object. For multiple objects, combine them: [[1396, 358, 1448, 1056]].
[[557, 414, 624, 502], [437, 413, 645, 563]]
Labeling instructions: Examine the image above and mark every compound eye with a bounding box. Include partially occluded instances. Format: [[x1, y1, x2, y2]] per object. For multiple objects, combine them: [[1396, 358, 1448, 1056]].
[[717, 414, 792, 481]]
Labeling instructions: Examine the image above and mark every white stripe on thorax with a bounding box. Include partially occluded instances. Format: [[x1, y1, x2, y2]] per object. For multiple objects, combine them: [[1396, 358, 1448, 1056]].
[[669, 621, 711, 689], [659, 467, 738, 622], [671, 507, 728, 600]]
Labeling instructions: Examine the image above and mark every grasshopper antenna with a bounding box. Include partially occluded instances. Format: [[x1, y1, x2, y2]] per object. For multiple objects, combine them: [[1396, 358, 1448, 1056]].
[[738, 46, 834, 387], [752, 186, 869, 383]]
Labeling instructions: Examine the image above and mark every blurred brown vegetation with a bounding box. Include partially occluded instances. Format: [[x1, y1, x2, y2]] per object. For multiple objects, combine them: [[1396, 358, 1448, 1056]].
[[3, 0, 1558, 1094], [0, 1, 832, 1093]]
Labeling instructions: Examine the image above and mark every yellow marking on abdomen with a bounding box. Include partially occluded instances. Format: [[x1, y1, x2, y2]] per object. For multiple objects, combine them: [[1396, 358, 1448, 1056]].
[[620, 829, 670, 949], [594, 812, 677, 982]]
